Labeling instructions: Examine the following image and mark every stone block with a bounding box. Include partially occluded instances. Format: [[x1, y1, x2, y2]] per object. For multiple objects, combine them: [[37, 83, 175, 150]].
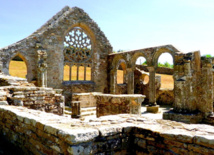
[[146, 105, 159, 113], [71, 101, 81, 118], [0, 101, 8, 105]]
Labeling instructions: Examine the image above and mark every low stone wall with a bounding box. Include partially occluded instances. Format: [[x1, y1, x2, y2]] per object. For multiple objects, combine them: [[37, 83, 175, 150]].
[[0, 106, 214, 154], [116, 84, 127, 94], [62, 81, 95, 106], [72, 93, 145, 117], [156, 88, 174, 105], [72, 92, 101, 107], [0, 86, 64, 115], [136, 65, 174, 75], [95, 94, 145, 117]]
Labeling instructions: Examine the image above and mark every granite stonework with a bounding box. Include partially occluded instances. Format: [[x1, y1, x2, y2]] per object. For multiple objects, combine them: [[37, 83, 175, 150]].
[[0, 6, 112, 105], [163, 52, 214, 124], [72, 92, 101, 108], [1, 6, 214, 154], [0, 73, 64, 115], [1, 106, 214, 154], [72, 93, 145, 117], [94, 94, 145, 117]]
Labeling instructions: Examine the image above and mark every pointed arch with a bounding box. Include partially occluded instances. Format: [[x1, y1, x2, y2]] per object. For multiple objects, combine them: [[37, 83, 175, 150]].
[[9, 52, 28, 79]]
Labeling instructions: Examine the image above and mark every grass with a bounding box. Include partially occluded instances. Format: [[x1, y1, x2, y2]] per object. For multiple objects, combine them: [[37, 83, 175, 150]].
[[9, 61, 27, 78], [9, 60, 173, 89], [117, 70, 173, 89]]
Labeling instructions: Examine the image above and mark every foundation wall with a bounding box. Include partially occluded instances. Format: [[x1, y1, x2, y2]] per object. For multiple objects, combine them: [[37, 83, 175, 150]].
[[95, 94, 144, 117], [72, 93, 145, 117], [0, 86, 64, 115], [0, 106, 214, 154]]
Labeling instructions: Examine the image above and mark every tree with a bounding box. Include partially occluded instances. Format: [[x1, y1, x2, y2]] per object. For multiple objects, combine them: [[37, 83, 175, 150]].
[[142, 61, 147, 65], [204, 54, 212, 58]]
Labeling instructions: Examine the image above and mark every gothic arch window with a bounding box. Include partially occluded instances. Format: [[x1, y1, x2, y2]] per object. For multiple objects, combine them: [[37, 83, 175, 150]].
[[63, 27, 92, 81]]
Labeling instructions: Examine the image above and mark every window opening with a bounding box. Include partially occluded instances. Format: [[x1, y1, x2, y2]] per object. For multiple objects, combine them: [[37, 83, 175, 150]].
[[64, 27, 92, 81]]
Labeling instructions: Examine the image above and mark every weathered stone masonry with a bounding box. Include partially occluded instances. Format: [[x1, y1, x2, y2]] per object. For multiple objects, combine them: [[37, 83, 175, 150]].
[[0, 6, 112, 105], [1, 106, 214, 154]]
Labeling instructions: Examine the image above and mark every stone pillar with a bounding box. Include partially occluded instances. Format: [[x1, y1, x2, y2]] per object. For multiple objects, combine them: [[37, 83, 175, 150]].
[[110, 69, 116, 94], [37, 50, 47, 87], [0, 61, 2, 74], [71, 101, 81, 118], [127, 68, 134, 94], [200, 59, 213, 117], [146, 66, 159, 113]]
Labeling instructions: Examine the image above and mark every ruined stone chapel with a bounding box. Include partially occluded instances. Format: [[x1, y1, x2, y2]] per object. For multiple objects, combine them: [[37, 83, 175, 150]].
[[0, 6, 214, 154]]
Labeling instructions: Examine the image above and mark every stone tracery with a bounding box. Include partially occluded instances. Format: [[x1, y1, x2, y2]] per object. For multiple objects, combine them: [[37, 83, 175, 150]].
[[64, 27, 92, 81], [64, 27, 92, 64]]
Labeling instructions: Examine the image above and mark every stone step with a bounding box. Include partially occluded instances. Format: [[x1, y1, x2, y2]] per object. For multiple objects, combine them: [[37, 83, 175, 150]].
[[65, 106, 71, 111], [64, 110, 96, 117], [64, 110, 72, 115], [81, 111, 96, 117], [64, 106, 96, 117]]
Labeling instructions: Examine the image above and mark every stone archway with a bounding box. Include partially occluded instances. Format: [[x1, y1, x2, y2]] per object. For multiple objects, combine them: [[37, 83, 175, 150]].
[[9, 52, 29, 79], [110, 55, 127, 94]]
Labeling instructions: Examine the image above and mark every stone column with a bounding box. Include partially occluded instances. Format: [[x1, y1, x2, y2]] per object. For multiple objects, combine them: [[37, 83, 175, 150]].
[[127, 68, 134, 94], [0, 61, 2, 74], [200, 59, 213, 117], [110, 69, 116, 94], [37, 50, 48, 87], [146, 66, 159, 113], [71, 101, 81, 118]]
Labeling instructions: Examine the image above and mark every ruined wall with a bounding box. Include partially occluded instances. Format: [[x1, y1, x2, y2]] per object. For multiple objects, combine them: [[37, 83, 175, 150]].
[[0, 6, 112, 105], [95, 94, 144, 117], [1, 106, 214, 154], [0, 72, 64, 115], [173, 52, 213, 116], [116, 84, 127, 94], [156, 88, 174, 105], [0, 86, 64, 115]]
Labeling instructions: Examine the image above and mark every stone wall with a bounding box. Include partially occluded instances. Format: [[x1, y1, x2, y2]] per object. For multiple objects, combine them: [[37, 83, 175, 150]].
[[72, 92, 101, 107], [62, 81, 95, 106], [156, 88, 174, 105], [72, 93, 145, 117], [116, 84, 127, 94], [0, 86, 64, 115], [0, 6, 112, 105], [1, 106, 214, 154], [95, 94, 145, 117]]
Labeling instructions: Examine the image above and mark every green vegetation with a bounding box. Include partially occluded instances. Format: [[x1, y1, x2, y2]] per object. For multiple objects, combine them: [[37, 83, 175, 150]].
[[158, 62, 173, 68], [142, 61, 173, 68], [142, 61, 147, 65], [204, 54, 212, 58]]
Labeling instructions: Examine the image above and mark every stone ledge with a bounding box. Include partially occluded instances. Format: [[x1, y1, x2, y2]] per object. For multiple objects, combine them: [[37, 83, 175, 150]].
[[163, 110, 203, 124], [1, 105, 214, 154]]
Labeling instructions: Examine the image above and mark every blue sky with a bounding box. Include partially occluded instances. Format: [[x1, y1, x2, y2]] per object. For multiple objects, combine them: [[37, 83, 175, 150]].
[[1, 0, 214, 64]]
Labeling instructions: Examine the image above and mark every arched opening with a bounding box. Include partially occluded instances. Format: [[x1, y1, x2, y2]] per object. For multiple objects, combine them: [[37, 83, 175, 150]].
[[134, 55, 150, 100], [156, 53, 174, 89], [136, 56, 147, 66], [63, 26, 93, 82], [9, 55, 27, 78], [117, 61, 126, 84], [135, 56, 149, 85]]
